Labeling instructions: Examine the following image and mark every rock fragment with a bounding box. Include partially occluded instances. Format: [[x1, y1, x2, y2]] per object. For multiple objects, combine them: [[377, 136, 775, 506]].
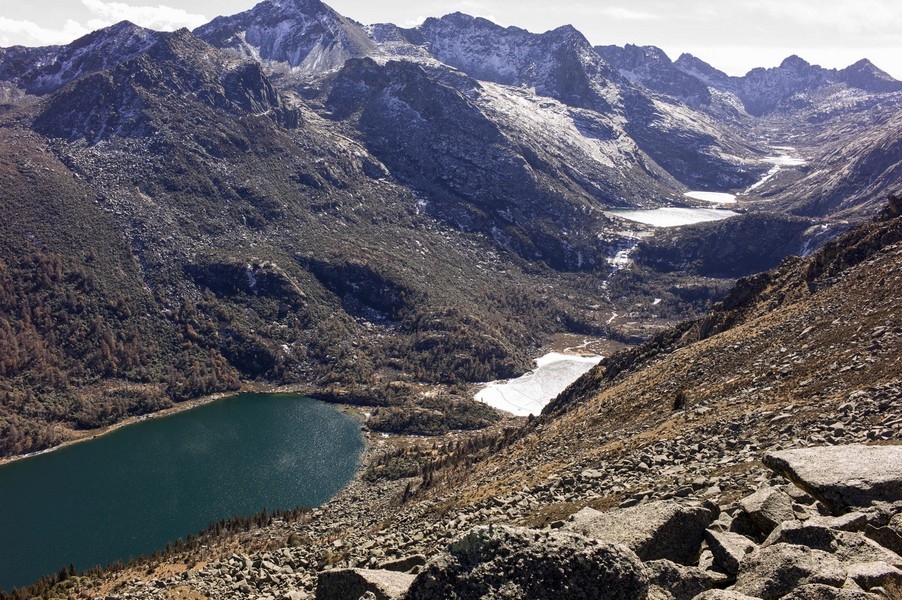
[[405, 525, 649, 600], [705, 530, 758, 575], [732, 543, 847, 600], [645, 559, 716, 600], [763, 445, 902, 515], [315, 568, 415, 600], [565, 500, 716, 565], [730, 485, 797, 541]]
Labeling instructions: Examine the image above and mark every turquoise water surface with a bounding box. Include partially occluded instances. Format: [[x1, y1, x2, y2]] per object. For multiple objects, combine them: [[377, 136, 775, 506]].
[[0, 393, 363, 591]]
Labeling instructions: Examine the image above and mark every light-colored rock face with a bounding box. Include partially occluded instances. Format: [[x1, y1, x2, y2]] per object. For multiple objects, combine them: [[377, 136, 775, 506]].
[[763, 445, 902, 515], [777, 582, 877, 600], [692, 591, 764, 600], [705, 530, 758, 575], [563, 499, 716, 565], [733, 543, 848, 600], [731, 484, 798, 541], [845, 560, 902, 591], [315, 568, 415, 600], [645, 559, 717, 600]]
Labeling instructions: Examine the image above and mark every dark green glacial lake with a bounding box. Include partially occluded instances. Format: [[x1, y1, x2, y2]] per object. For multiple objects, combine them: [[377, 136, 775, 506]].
[[0, 393, 364, 591]]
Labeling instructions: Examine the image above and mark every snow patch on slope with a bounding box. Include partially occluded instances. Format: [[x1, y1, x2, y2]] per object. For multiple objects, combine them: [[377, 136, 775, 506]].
[[475, 82, 634, 173]]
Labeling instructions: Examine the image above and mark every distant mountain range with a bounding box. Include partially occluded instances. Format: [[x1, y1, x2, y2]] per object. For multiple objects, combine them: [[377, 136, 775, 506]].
[[0, 0, 900, 459]]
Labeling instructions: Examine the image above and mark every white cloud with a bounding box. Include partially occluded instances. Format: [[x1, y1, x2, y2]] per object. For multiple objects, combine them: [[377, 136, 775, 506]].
[[593, 7, 663, 21], [0, 1, 208, 47], [0, 17, 90, 46], [81, 0, 208, 32], [745, 0, 902, 40]]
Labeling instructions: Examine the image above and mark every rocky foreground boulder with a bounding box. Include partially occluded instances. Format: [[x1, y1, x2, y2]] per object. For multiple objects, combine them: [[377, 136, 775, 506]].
[[763, 445, 902, 515], [405, 525, 649, 600], [316, 568, 416, 600], [314, 444, 902, 600], [564, 499, 718, 565]]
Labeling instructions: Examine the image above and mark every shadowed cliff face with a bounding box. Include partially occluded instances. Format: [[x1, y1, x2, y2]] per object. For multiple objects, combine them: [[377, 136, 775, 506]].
[[33, 30, 299, 143], [325, 57, 616, 270]]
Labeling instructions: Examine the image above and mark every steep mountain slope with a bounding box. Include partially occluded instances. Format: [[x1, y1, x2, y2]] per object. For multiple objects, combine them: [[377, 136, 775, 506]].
[[322, 57, 679, 270], [595, 44, 711, 107], [414, 13, 620, 113], [393, 13, 758, 190], [195, 0, 377, 74], [69, 199, 902, 600], [762, 104, 902, 219], [0, 0, 898, 460], [0, 21, 159, 96]]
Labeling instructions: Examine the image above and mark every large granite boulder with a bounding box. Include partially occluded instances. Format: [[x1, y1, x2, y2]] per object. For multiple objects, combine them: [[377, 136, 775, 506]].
[[777, 583, 879, 600], [690, 591, 761, 600], [763, 445, 902, 515], [845, 560, 902, 591], [404, 525, 649, 600], [865, 521, 902, 556], [732, 543, 847, 600], [832, 531, 902, 569], [705, 530, 759, 575], [316, 568, 415, 600], [645, 559, 718, 600], [763, 521, 839, 551], [730, 484, 797, 541], [565, 500, 717, 565]]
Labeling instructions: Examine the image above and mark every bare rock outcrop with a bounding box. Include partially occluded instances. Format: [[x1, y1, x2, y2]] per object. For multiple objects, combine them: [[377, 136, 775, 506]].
[[763, 445, 902, 515], [315, 568, 415, 600], [732, 543, 847, 600], [645, 559, 718, 600], [730, 484, 798, 541], [564, 499, 717, 565], [404, 525, 649, 600], [705, 530, 758, 575]]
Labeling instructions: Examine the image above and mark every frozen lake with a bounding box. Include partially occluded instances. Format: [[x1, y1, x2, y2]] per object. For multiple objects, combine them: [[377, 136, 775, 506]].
[[764, 154, 807, 167], [684, 191, 737, 204], [604, 207, 739, 228], [476, 352, 602, 416]]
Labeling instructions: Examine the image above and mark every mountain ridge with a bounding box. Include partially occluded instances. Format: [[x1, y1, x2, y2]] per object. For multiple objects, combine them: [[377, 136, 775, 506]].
[[0, 0, 898, 462], [48, 195, 902, 600], [0, 7, 900, 595]]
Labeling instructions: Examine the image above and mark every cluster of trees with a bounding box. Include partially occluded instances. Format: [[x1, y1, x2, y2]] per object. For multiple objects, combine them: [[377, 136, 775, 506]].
[[367, 394, 500, 436], [0, 252, 242, 456], [0, 564, 77, 600]]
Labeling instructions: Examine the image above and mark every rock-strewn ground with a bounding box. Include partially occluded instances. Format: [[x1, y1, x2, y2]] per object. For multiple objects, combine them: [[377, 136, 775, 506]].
[[61, 209, 902, 599]]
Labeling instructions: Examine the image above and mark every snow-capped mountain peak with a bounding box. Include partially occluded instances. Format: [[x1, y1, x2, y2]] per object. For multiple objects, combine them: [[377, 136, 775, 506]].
[[194, 0, 378, 73], [0, 20, 159, 95]]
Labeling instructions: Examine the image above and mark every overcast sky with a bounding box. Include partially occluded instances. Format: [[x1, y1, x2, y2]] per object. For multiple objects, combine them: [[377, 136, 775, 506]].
[[1, 0, 900, 79]]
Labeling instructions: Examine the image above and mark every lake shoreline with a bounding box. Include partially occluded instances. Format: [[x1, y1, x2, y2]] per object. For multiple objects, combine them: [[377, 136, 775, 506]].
[[0, 381, 330, 467], [0, 389, 366, 592]]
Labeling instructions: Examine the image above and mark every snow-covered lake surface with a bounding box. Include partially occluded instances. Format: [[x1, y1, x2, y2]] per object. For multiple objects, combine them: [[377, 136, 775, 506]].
[[476, 352, 602, 417], [604, 207, 739, 228], [764, 154, 807, 167], [684, 191, 737, 204]]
